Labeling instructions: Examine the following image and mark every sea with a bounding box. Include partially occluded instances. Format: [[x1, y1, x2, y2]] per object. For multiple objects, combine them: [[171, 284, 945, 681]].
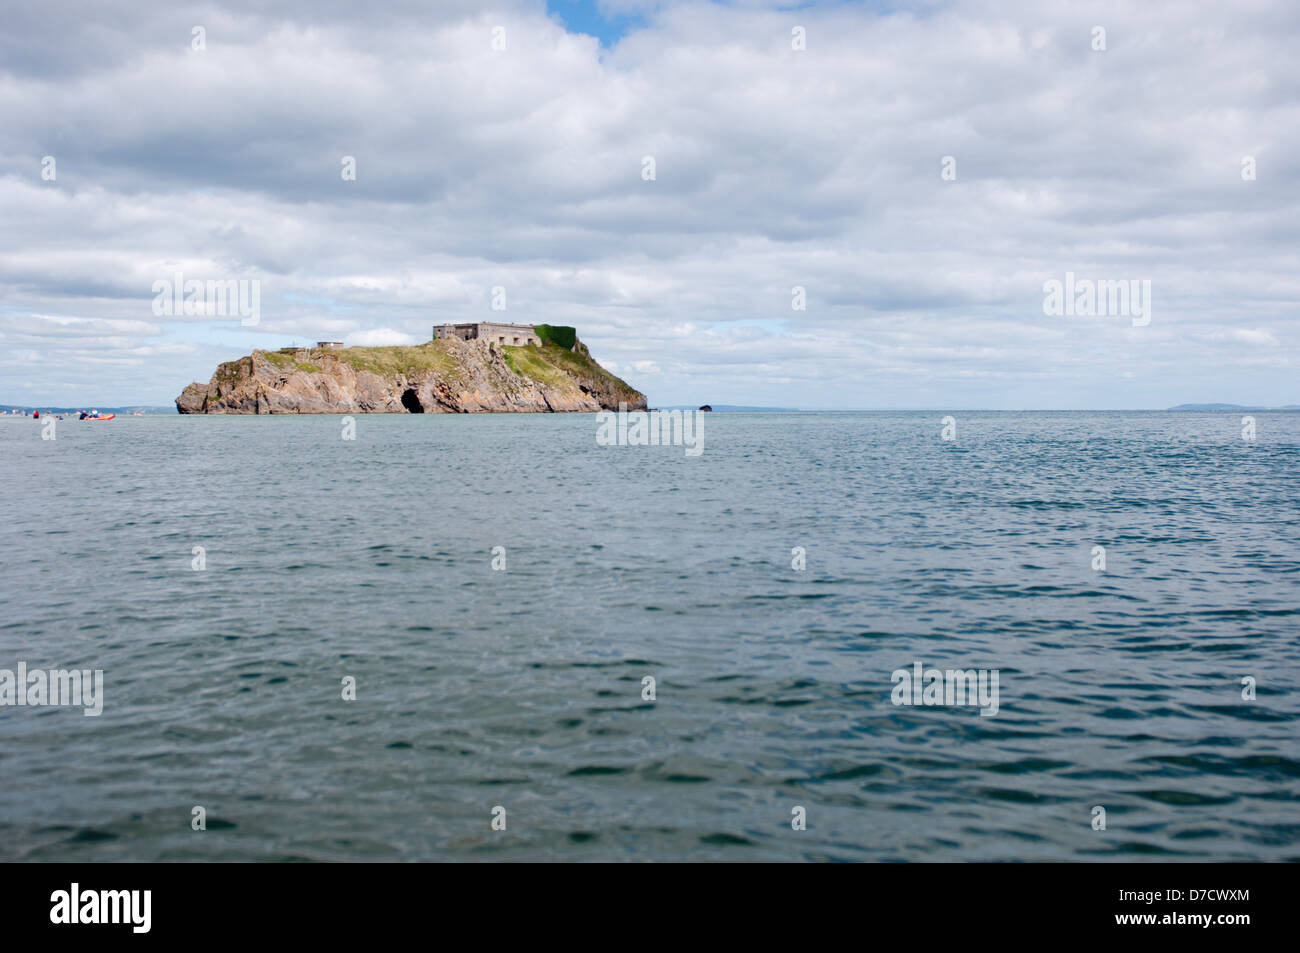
[[1, 411, 1297, 862]]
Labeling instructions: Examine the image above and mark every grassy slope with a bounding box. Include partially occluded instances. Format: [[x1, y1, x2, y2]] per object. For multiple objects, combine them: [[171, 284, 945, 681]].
[[261, 343, 456, 379], [503, 343, 644, 402], [330, 343, 457, 377], [500, 344, 569, 386], [254, 341, 641, 401]]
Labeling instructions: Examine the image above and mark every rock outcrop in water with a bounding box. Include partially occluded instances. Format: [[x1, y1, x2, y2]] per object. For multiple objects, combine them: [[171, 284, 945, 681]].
[[176, 335, 647, 414]]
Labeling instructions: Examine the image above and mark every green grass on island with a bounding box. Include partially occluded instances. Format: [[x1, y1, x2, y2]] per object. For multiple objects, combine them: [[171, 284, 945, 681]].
[[330, 343, 457, 378], [500, 344, 570, 386], [262, 343, 456, 378], [254, 336, 638, 399]]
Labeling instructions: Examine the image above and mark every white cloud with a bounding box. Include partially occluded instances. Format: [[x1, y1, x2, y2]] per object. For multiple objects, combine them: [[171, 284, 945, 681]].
[[1230, 329, 1280, 347], [345, 328, 419, 347]]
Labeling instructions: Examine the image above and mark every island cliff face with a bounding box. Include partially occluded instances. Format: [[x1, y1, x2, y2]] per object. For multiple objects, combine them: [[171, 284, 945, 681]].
[[176, 336, 646, 414]]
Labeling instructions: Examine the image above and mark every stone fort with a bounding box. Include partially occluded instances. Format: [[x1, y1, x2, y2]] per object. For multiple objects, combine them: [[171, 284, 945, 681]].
[[432, 322, 541, 347]]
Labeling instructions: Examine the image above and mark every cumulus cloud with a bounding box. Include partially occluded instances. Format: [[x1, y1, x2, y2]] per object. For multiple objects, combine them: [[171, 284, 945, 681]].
[[345, 327, 418, 347], [0, 0, 1297, 407]]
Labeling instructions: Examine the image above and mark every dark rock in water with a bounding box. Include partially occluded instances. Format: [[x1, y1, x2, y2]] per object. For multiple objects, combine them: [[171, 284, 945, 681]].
[[175, 336, 647, 414], [699, 405, 713, 412]]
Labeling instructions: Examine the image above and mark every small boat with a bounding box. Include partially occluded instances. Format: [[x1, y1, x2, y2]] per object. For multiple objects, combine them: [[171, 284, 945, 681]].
[[87, 413, 115, 421]]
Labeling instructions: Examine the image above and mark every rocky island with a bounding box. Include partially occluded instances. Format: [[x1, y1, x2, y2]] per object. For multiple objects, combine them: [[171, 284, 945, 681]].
[[176, 324, 647, 414]]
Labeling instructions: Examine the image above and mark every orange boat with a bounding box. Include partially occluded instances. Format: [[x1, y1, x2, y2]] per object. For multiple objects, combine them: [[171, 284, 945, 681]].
[[88, 413, 115, 420]]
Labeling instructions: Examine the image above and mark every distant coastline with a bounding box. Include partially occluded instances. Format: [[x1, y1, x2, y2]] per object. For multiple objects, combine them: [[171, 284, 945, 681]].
[[1, 404, 173, 415], [1166, 403, 1300, 411]]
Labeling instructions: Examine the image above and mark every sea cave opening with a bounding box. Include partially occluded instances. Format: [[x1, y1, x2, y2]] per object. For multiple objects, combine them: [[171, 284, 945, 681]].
[[400, 388, 424, 413]]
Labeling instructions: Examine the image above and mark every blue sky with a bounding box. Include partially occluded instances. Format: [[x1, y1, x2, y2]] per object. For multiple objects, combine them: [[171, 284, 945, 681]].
[[546, 1, 646, 47], [1, 0, 1297, 409]]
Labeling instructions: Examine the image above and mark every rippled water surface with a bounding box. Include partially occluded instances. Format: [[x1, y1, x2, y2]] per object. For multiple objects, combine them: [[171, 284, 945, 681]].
[[1, 411, 1298, 861]]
